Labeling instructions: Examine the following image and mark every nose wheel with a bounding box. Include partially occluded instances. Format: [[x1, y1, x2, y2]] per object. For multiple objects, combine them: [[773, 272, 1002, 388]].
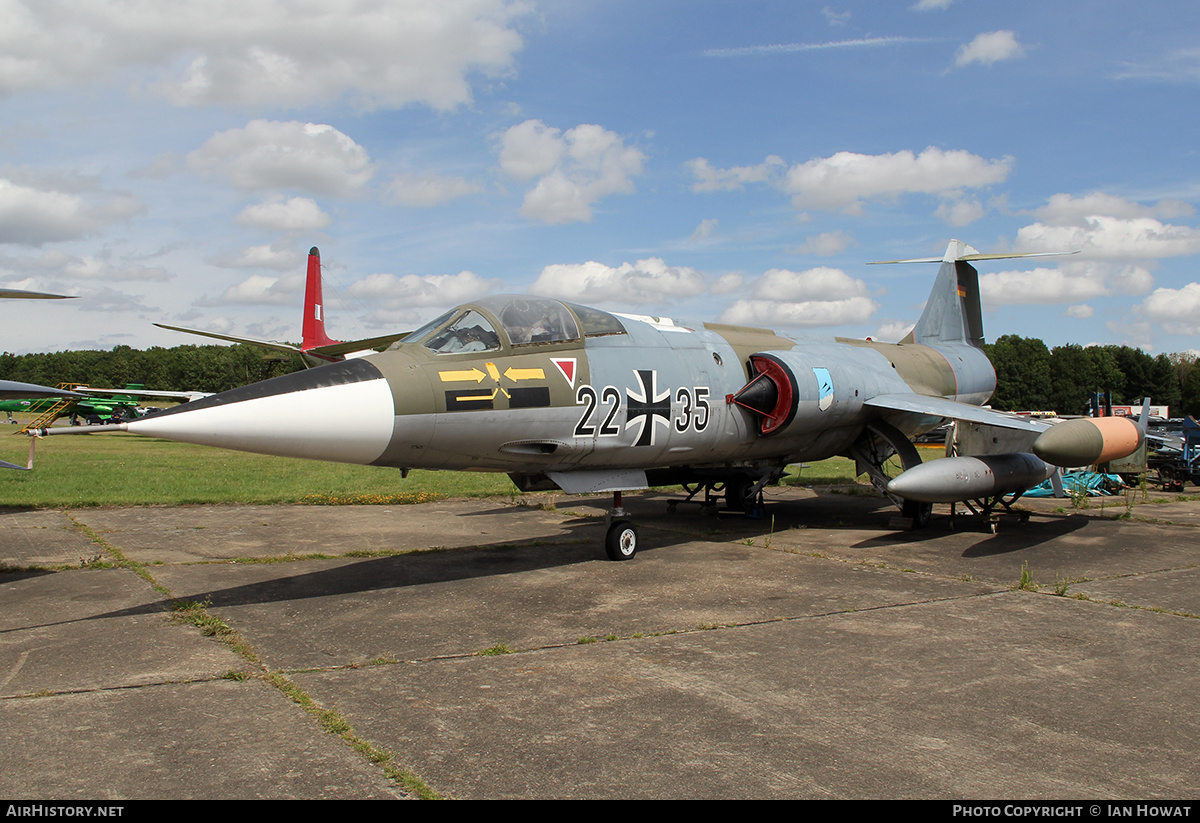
[[604, 490, 639, 560], [605, 520, 639, 560]]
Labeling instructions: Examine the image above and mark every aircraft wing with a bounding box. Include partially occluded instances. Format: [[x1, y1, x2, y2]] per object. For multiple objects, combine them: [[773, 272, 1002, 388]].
[[0, 288, 76, 299], [154, 323, 304, 356], [307, 332, 410, 357], [156, 324, 408, 358], [0, 380, 82, 401], [72, 386, 212, 402], [865, 394, 1050, 433]]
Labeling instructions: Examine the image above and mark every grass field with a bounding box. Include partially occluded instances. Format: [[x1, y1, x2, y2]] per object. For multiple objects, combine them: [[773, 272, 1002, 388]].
[[0, 426, 926, 509]]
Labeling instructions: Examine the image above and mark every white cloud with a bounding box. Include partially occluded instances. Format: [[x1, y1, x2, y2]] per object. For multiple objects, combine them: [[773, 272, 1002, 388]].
[[712, 272, 744, 294], [719, 265, 878, 328], [686, 156, 785, 192], [1014, 215, 1200, 259], [0, 176, 143, 245], [215, 273, 302, 305], [1139, 282, 1200, 335], [530, 258, 706, 305], [347, 270, 500, 308], [752, 266, 869, 301], [689, 218, 718, 244], [498, 120, 645, 224], [1030, 192, 1194, 225], [384, 172, 484, 207], [214, 244, 305, 272], [955, 31, 1025, 67], [784, 147, 1012, 213], [795, 230, 853, 256], [498, 119, 565, 181], [871, 320, 916, 342], [912, 0, 955, 10], [980, 267, 1107, 305], [935, 196, 987, 227], [0, 250, 169, 282], [720, 296, 878, 328], [187, 120, 375, 197], [235, 197, 331, 231], [688, 147, 1010, 217], [1112, 49, 1200, 84], [1065, 304, 1094, 319], [979, 261, 1154, 306], [822, 7, 851, 26], [0, 0, 528, 111]]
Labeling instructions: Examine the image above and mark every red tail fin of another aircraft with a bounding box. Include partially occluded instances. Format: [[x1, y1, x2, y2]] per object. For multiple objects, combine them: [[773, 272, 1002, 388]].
[[156, 244, 409, 367], [302, 247, 338, 351]]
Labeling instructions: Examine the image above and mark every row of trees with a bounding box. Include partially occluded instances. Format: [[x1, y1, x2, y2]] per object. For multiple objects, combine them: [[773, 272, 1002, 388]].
[[2, 336, 1199, 419], [0, 344, 304, 395], [983, 336, 1200, 418]]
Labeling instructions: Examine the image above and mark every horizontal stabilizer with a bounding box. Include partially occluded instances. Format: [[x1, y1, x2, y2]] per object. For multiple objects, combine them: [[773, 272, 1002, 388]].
[[869, 239, 1077, 265], [154, 323, 303, 355]]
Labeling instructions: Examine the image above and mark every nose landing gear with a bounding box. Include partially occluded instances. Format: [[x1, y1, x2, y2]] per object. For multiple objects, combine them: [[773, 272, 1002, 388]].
[[604, 490, 638, 561]]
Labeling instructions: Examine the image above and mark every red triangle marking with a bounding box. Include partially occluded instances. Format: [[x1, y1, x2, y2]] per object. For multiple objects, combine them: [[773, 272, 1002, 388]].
[[552, 358, 576, 387]]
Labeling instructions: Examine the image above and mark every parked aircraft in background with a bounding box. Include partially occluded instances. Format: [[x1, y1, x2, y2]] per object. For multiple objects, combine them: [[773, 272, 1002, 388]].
[[0, 380, 78, 402], [2, 287, 79, 468], [38, 241, 1144, 557], [2, 384, 209, 427], [156, 247, 408, 368]]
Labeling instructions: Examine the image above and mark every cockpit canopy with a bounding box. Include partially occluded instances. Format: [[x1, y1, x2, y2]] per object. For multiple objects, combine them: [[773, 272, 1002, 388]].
[[403, 295, 625, 355]]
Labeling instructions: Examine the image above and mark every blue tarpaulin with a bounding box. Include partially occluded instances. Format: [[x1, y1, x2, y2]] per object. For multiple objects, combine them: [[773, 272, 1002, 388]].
[[1023, 471, 1127, 497]]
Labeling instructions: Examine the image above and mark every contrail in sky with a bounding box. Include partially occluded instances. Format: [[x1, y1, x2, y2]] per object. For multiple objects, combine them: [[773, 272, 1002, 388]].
[[703, 36, 937, 58]]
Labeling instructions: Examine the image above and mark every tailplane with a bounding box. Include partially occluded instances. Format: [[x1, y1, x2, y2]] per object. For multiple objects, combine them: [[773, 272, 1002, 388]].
[[871, 240, 1073, 347]]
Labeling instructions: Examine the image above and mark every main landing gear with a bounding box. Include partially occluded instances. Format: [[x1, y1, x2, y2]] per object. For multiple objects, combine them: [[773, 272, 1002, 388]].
[[848, 419, 933, 530]]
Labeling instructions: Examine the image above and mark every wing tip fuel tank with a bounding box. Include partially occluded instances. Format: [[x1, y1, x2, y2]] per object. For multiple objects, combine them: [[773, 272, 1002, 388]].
[[1031, 416, 1144, 468]]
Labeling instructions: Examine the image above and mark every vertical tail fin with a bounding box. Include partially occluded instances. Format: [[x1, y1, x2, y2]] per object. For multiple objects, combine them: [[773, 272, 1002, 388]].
[[909, 240, 983, 347], [301, 247, 337, 351], [871, 240, 1073, 348]]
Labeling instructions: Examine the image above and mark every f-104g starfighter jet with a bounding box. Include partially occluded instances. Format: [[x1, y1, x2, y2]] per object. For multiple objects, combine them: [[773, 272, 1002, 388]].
[[37, 240, 1143, 559]]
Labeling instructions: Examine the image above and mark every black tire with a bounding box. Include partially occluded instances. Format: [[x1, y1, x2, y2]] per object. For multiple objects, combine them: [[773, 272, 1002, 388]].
[[605, 520, 638, 561], [725, 478, 751, 512], [902, 499, 932, 529]]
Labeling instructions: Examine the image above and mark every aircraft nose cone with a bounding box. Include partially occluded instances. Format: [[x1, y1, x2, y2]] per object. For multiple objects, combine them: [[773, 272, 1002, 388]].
[[127, 359, 396, 464]]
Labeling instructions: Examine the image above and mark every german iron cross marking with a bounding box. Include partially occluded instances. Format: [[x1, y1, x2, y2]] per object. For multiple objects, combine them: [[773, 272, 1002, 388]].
[[625, 369, 671, 447]]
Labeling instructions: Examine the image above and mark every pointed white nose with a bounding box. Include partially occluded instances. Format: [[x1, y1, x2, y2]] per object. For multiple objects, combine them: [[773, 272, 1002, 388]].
[[126, 359, 396, 465]]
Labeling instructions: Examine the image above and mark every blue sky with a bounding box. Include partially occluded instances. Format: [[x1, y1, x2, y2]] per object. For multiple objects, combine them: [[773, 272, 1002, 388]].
[[3, 0, 1200, 358]]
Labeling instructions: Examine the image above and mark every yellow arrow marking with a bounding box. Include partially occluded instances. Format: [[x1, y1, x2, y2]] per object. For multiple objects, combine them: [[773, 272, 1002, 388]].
[[485, 362, 502, 382], [438, 367, 487, 383], [503, 366, 545, 382], [453, 389, 498, 402]]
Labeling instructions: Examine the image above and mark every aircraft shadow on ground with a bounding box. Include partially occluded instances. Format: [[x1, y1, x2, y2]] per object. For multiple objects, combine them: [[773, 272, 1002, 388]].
[[2, 489, 1087, 631], [848, 507, 1091, 557]]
